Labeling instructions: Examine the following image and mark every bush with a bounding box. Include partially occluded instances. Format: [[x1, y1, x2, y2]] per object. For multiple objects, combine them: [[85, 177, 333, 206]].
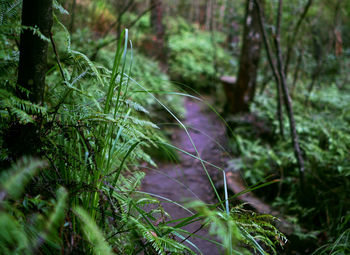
[[167, 18, 231, 90], [228, 81, 350, 251]]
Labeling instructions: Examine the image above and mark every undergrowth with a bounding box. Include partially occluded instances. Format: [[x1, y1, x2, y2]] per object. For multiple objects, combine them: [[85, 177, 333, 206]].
[[166, 17, 231, 90], [228, 80, 350, 253], [0, 1, 285, 254]]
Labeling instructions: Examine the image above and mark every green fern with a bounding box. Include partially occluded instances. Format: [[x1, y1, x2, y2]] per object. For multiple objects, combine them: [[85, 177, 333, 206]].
[[74, 207, 113, 255], [187, 200, 286, 255], [0, 158, 47, 200]]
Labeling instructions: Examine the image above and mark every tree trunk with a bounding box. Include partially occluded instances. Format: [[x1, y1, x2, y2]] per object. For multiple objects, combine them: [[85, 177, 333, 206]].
[[150, 0, 165, 37], [150, 0, 166, 60], [205, 0, 212, 30], [17, 0, 53, 103], [8, 0, 53, 160], [226, 0, 263, 114]]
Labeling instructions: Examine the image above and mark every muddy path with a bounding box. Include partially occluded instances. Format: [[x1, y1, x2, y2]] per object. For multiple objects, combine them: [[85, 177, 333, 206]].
[[141, 97, 228, 254]]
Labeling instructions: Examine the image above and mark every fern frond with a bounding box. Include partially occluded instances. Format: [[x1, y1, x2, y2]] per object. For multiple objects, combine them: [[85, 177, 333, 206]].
[[44, 187, 67, 236], [123, 99, 149, 114], [0, 0, 21, 25], [53, 0, 69, 15], [74, 207, 113, 255], [0, 212, 29, 254], [0, 158, 47, 200]]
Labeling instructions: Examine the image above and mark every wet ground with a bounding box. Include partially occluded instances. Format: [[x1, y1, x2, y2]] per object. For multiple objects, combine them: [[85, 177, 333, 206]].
[[141, 97, 228, 254]]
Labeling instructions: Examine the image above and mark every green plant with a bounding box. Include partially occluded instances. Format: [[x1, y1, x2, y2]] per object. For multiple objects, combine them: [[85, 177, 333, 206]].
[[312, 228, 350, 255], [167, 19, 231, 89], [0, 158, 67, 253], [97, 48, 185, 119], [228, 80, 350, 252], [188, 201, 286, 255]]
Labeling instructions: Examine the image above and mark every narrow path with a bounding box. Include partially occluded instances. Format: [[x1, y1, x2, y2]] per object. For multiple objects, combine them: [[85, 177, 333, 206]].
[[141, 97, 227, 254]]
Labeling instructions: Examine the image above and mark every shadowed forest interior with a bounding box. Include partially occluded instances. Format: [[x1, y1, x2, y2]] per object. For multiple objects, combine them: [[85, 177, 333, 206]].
[[0, 0, 349, 254]]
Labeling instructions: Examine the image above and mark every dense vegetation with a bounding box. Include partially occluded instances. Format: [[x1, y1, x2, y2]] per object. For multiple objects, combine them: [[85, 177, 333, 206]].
[[0, 0, 349, 254]]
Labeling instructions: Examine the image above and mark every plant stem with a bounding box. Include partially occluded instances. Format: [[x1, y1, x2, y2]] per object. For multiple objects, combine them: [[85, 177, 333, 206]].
[[274, 0, 305, 188], [254, 0, 284, 138]]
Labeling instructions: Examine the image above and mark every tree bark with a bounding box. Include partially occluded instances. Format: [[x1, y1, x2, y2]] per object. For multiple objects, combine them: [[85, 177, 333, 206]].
[[8, 0, 53, 160], [17, 0, 53, 103], [205, 0, 212, 30], [150, 0, 165, 37], [150, 0, 166, 60], [226, 0, 263, 114]]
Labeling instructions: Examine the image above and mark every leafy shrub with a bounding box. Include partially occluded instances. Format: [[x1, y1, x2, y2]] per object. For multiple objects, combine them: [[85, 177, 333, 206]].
[[0, 158, 67, 253], [121, 12, 151, 35], [165, 16, 194, 35], [312, 228, 350, 255], [228, 81, 350, 251], [1, 11, 186, 252], [167, 18, 231, 89]]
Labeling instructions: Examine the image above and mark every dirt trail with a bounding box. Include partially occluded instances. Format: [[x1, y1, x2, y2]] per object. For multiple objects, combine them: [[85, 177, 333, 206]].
[[141, 97, 227, 254]]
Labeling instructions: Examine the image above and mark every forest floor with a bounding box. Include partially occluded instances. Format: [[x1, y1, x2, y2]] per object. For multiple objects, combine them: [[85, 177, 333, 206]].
[[141, 97, 227, 254]]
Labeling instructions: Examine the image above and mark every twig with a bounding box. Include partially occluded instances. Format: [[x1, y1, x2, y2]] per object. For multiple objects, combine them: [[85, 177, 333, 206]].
[[128, 4, 155, 28], [254, 0, 284, 138], [49, 33, 65, 80], [180, 223, 206, 244], [90, 4, 155, 60], [274, 0, 305, 188], [102, 0, 135, 37], [284, 0, 313, 76]]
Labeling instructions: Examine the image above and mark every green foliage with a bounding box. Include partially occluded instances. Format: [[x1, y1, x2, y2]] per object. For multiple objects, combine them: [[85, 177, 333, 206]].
[[1, 9, 179, 252], [0, 158, 46, 199], [165, 16, 194, 35], [188, 201, 286, 255], [0, 0, 21, 85], [121, 11, 151, 34], [75, 207, 113, 255], [63, 27, 184, 118], [228, 81, 350, 251], [312, 228, 350, 255], [167, 18, 231, 89], [0, 158, 67, 254], [97, 48, 185, 118], [104, 172, 198, 254]]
